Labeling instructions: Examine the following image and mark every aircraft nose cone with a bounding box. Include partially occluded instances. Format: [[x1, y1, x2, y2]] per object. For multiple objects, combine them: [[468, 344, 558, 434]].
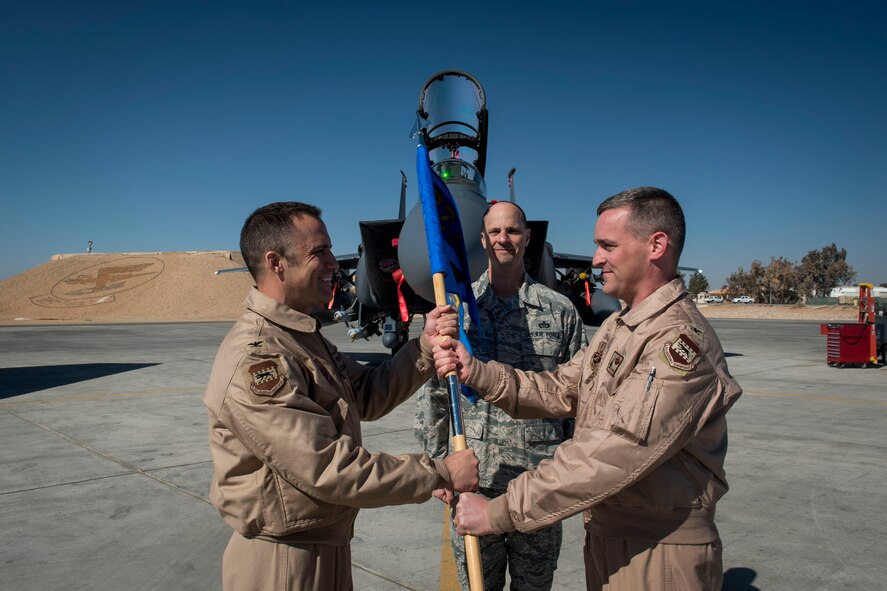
[[397, 183, 489, 304]]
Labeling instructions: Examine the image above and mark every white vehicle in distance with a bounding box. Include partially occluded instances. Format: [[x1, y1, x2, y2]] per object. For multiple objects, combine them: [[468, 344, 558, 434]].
[[732, 295, 754, 304], [704, 295, 724, 303]]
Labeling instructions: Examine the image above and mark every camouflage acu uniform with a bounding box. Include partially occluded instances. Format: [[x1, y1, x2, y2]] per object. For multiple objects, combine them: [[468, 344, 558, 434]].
[[415, 270, 587, 590]]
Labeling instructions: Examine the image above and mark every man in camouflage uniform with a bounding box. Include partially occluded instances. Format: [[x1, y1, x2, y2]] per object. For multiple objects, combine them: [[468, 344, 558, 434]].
[[415, 201, 587, 590]]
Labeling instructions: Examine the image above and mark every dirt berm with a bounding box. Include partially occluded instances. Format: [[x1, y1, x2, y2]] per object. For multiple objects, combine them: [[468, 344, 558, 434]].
[[0, 252, 858, 325], [0, 252, 252, 324]]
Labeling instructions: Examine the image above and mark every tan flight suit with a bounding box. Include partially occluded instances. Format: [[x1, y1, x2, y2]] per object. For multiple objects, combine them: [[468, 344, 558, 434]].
[[204, 288, 452, 591], [462, 278, 742, 591]]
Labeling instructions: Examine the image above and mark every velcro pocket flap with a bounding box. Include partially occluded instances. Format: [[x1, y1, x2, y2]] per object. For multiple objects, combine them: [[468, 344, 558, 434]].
[[606, 374, 661, 445]]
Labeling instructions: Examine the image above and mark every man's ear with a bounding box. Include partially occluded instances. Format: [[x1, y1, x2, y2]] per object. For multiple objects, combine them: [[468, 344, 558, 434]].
[[264, 251, 284, 276], [480, 230, 489, 250], [525, 226, 531, 246], [649, 231, 669, 261]]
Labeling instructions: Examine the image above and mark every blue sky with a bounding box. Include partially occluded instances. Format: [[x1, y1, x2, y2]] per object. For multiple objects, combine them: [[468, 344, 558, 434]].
[[2, 1, 885, 289]]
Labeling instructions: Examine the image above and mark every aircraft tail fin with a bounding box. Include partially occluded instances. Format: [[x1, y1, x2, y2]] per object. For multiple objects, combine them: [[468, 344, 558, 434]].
[[398, 171, 407, 220]]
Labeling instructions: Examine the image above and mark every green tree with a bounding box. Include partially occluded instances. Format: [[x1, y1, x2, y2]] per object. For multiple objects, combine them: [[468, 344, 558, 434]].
[[688, 271, 710, 298], [797, 244, 856, 298]]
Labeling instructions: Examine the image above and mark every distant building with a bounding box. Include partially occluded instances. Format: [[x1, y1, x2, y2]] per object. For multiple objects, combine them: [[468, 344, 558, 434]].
[[829, 285, 887, 298]]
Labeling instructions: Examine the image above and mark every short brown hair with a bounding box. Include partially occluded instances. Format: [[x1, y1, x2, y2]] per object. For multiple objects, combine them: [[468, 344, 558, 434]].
[[597, 187, 685, 257], [240, 202, 322, 280]]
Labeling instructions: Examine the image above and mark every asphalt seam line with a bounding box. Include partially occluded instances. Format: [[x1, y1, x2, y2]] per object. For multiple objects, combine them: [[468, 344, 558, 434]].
[[3, 409, 212, 505]]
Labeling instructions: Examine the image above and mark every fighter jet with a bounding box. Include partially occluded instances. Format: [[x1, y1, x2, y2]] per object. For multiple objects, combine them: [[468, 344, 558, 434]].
[[336, 70, 622, 352], [219, 70, 698, 352]]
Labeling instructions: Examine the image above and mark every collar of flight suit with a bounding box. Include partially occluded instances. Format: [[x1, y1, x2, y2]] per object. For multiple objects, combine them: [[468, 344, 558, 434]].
[[244, 287, 321, 333], [615, 277, 688, 329], [474, 269, 542, 314]]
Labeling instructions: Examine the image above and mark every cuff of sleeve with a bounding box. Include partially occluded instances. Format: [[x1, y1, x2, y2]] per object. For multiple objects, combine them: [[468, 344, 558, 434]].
[[465, 359, 504, 402], [418, 330, 435, 354], [487, 496, 516, 534], [431, 458, 450, 489], [404, 336, 434, 376]]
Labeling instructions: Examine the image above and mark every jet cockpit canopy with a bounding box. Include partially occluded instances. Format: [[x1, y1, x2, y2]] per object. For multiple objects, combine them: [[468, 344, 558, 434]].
[[418, 70, 488, 178], [433, 158, 487, 197]]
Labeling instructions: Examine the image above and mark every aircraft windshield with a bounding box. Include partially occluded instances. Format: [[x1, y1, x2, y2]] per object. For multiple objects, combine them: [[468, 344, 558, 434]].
[[420, 72, 484, 145], [418, 71, 488, 174], [433, 159, 487, 196]]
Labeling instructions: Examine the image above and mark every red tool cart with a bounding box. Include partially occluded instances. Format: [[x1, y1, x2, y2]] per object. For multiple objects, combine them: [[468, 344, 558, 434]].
[[820, 284, 885, 367]]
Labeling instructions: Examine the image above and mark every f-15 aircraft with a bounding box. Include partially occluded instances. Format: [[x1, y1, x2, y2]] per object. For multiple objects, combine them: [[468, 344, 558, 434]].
[[327, 70, 623, 352], [219, 70, 700, 352]]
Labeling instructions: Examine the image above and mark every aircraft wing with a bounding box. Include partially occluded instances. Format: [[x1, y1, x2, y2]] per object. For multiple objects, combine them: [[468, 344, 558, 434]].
[[552, 251, 594, 269], [336, 253, 359, 271], [548, 253, 703, 327]]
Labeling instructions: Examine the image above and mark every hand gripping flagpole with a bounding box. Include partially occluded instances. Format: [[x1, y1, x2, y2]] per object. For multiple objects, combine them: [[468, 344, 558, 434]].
[[416, 138, 485, 591]]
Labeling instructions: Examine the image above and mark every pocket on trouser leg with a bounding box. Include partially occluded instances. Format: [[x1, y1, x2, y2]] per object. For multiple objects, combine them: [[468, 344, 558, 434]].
[[660, 540, 722, 591], [506, 523, 563, 590]]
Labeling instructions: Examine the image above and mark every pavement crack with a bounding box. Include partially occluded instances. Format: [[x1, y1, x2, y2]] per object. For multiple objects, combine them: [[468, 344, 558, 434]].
[[351, 562, 419, 590], [0, 472, 135, 496], [4, 409, 211, 505]]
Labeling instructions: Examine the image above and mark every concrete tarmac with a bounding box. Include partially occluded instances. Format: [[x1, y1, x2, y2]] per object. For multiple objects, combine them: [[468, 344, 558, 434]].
[[0, 319, 884, 590]]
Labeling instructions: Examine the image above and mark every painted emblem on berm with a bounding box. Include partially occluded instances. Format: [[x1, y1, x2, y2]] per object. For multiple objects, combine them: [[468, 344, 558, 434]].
[[30, 256, 164, 308]]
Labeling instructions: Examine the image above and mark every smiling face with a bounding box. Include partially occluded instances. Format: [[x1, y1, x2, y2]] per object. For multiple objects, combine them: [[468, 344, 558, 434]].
[[279, 215, 339, 314], [480, 202, 530, 271], [592, 207, 651, 307]]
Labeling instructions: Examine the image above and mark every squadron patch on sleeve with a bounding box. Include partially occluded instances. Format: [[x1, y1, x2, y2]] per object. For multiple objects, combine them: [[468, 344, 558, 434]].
[[606, 351, 625, 377], [663, 332, 702, 373], [247, 359, 284, 398]]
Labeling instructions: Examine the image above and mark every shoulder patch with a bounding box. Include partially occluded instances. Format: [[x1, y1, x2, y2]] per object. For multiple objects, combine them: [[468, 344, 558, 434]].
[[663, 332, 702, 373], [247, 359, 285, 398]]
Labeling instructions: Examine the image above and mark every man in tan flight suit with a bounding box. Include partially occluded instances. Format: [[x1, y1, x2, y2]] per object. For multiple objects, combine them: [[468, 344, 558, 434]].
[[436, 187, 742, 590], [204, 202, 479, 591]]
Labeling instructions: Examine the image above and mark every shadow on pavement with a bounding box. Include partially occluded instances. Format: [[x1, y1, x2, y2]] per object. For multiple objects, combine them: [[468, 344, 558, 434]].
[[0, 363, 159, 398], [723, 567, 761, 590]]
